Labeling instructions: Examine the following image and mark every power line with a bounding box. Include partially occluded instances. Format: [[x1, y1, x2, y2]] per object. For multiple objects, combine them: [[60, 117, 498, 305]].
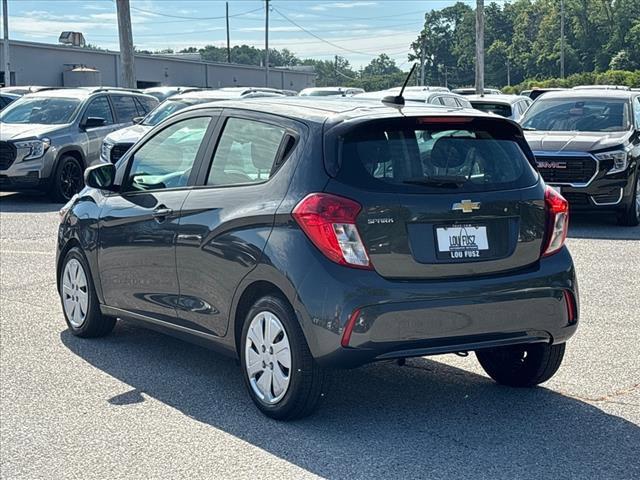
[[126, 3, 264, 20], [274, 4, 429, 21], [272, 6, 398, 57]]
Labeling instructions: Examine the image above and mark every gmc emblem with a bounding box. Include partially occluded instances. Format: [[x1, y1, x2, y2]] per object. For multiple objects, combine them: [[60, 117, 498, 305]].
[[536, 161, 567, 169]]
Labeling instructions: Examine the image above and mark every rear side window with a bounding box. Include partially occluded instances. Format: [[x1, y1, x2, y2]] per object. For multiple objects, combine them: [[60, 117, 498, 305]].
[[336, 120, 537, 193], [112, 95, 139, 123], [207, 117, 286, 186], [441, 96, 458, 107]]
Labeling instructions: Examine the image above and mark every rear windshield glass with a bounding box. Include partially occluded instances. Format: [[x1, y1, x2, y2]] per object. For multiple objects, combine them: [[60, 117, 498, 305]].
[[470, 102, 512, 118], [521, 97, 631, 132], [336, 120, 537, 193]]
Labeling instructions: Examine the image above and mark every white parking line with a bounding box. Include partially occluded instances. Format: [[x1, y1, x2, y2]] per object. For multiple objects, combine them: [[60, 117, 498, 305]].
[[0, 250, 55, 256]]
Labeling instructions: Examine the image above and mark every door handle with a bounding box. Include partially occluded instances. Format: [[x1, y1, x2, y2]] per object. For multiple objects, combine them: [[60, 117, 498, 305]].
[[152, 206, 174, 221]]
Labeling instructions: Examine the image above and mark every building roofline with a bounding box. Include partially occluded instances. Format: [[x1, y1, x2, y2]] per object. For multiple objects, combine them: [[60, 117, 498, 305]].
[[0, 39, 315, 76]]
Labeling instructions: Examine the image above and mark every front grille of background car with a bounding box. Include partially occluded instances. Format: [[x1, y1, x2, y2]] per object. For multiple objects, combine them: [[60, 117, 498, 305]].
[[561, 192, 590, 205], [0, 141, 17, 170], [535, 155, 597, 184], [110, 143, 134, 164]]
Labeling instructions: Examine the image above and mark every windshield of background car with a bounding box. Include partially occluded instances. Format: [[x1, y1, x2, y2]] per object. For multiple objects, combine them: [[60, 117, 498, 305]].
[[336, 119, 537, 193], [521, 97, 631, 132], [0, 97, 82, 124], [142, 99, 196, 126], [471, 102, 512, 117]]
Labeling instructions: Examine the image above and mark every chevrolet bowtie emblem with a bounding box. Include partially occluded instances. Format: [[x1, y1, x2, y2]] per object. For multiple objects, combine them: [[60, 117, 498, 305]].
[[452, 200, 481, 213]]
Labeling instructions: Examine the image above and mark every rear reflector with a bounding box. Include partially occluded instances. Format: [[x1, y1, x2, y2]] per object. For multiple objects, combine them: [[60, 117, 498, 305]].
[[341, 308, 361, 347], [292, 193, 372, 269], [563, 290, 577, 324], [542, 186, 569, 257]]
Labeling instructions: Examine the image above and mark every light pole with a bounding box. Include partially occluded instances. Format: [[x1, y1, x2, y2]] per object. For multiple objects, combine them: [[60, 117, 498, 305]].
[[475, 0, 485, 95], [2, 0, 10, 87]]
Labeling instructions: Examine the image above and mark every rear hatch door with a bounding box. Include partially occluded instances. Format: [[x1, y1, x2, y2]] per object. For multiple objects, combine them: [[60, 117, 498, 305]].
[[325, 116, 546, 279]]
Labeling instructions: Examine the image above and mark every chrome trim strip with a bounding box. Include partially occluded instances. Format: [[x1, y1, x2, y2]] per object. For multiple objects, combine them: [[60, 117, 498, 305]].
[[591, 188, 624, 206], [533, 151, 600, 187]]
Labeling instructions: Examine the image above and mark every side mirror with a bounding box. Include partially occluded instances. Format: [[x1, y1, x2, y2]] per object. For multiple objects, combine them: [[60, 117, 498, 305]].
[[133, 116, 144, 124], [85, 163, 117, 191], [83, 117, 106, 129]]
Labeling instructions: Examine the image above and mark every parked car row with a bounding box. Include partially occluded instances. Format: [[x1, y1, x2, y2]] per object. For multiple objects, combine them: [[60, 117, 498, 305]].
[[0, 78, 631, 420], [1, 82, 638, 226]]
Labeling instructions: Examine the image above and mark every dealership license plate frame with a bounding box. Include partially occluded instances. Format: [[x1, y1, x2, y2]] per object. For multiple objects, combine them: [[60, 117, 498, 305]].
[[435, 224, 491, 260]]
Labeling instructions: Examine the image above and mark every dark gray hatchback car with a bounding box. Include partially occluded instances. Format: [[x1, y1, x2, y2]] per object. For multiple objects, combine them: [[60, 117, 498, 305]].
[[56, 98, 578, 420]]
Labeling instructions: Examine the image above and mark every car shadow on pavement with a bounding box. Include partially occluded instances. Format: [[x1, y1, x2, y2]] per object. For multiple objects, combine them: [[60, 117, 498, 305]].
[[568, 212, 640, 240], [0, 192, 63, 213], [60, 322, 640, 480]]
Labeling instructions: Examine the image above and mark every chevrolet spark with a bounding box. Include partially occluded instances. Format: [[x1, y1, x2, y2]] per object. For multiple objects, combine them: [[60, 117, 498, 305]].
[[57, 98, 579, 420]]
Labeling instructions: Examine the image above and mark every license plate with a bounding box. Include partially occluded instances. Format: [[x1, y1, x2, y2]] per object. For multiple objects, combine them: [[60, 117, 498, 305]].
[[436, 225, 489, 259], [548, 184, 562, 194]]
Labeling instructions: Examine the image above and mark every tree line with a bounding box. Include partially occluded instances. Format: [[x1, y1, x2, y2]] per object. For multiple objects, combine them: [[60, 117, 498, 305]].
[[128, 0, 640, 91], [410, 0, 640, 88]]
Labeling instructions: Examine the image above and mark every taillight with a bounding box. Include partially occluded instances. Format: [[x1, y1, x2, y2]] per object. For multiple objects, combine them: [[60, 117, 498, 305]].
[[292, 193, 372, 269], [542, 186, 569, 257]]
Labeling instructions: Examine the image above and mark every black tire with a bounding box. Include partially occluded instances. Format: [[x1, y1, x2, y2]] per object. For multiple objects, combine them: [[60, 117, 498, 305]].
[[240, 295, 326, 420], [476, 342, 565, 387], [616, 171, 640, 227], [50, 155, 84, 202], [59, 247, 116, 338]]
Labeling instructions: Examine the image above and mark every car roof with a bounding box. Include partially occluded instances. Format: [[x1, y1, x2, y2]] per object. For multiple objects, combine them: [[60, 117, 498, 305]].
[[25, 88, 154, 100], [532, 89, 636, 100], [467, 94, 530, 104], [179, 96, 500, 126], [170, 89, 283, 101], [356, 89, 466, 102]]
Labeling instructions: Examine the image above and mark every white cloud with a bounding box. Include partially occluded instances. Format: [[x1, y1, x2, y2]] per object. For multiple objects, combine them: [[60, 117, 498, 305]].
[[310, 2, 378, 11]]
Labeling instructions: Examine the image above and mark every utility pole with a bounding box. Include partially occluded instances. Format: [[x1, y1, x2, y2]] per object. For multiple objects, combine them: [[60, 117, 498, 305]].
[[226, 2, 231, 63], [506, 57, 511, 86], [334, 55, 338, 84], [2, 0, 10, 87], [560, 0, 565, 79], [116, 0, 135, 88], [475, 0, 484, 95], [420, 36, 426, 86], [264, 0, 269, 87]]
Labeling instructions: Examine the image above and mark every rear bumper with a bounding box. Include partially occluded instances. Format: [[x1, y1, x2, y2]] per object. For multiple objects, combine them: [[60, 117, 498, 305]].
[[280, 233, 578, 368]]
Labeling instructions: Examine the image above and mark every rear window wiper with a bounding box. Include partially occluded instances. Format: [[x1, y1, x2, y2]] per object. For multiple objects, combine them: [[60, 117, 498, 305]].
[[402, 176, 467, 188], [521, 127, 536, 131]]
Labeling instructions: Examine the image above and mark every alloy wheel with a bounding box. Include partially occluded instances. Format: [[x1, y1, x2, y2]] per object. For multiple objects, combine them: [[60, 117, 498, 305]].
[[60, 160, 82, 200], [62, 258, 89, 328], [244, 311, 292, 404]]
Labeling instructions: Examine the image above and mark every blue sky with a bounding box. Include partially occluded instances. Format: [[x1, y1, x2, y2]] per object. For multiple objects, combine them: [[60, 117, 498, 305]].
[[0, 0, 471, 68]]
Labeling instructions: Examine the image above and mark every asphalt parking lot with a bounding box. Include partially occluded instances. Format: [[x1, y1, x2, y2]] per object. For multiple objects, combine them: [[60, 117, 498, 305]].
[[1, 191, 639, 480]]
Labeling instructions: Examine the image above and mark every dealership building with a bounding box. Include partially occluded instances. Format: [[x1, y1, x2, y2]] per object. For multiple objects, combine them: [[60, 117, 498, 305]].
[[0, 39, 316, 91]]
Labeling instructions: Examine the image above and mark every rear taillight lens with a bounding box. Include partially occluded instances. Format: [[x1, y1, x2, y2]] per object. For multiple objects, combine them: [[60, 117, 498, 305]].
[[292, 193, 372, 269], [542, 186, 569, 257]]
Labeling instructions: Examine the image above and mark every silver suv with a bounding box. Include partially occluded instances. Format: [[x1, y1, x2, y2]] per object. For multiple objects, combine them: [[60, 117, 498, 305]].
[[0, 87, 158, 201]]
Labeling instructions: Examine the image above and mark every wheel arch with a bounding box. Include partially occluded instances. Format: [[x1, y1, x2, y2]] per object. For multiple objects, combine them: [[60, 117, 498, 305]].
[[56, 237, 82, 294], [56, 147, 87, 169], [232, 280, 291, 357]]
